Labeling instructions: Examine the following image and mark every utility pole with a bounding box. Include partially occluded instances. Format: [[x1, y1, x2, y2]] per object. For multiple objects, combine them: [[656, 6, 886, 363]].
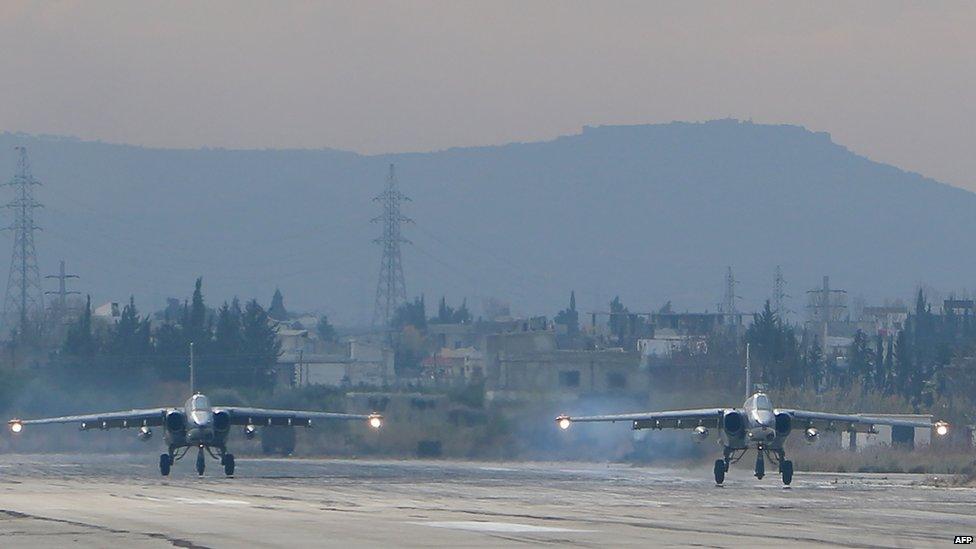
[[2, 147, 44, 337], [772, 265, 790, 321], [745, 342, 751, 398], [44, 259, 80, 325], [806, 275, 846, 357], [371, 164, 412, 327]]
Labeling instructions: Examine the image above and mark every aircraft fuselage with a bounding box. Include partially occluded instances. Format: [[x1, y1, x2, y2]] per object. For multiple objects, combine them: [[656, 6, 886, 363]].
[[164, 393, 229, 450], [719, 393, 787, 451]]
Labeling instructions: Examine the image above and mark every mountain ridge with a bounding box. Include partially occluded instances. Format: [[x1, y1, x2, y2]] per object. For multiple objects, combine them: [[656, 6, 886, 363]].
[[0, 120, 970, 324]]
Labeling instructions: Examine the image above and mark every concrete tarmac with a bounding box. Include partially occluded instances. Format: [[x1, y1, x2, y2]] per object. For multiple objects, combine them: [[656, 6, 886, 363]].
[[0, 454, 971, 548]]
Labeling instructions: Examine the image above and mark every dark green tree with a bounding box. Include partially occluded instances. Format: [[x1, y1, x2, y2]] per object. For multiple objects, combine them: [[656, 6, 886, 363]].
[[154, 321, 187, 382], [804, 336, 824, 390], [268, 288, 288, 321], [433, 297, 471, 324], [608, 296, 629, 341], [744, 300, 801, 387], [316, 314, 337, 342], [453, 298, 471, 324], [63, 295, 95, 357], [185, 277, 209, 348], [240, 299, 281, 389], [848, 329, 874, 391], [882, 335, 895, 394], [211, 299, 244, 386], [894, 327, 914, 397], [436, 296, 454, 324], [554, 291, 580, 339], [108, 296, 152, 367], [393, 296, 426, 331], [873, 333, 886, 392]]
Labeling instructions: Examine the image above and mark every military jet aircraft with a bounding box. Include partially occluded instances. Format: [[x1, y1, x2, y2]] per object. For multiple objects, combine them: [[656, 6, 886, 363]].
[[8, 393, 383, 477], [8, 346, 382, 476], [556, 391, 948, 485]]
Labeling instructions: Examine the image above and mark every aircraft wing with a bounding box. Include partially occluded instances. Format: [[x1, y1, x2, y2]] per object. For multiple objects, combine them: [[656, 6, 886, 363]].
[[8, 408, 172, 431], [216, 407, 382, 427], [556, 408, 728, 430], [778, 409, 936, 433]]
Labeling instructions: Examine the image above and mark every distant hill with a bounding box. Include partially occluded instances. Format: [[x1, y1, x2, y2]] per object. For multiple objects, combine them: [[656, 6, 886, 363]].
[[0, 120, 972, 324]]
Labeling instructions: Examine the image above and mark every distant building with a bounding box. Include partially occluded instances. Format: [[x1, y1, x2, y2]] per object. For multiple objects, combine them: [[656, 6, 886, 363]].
[[427, 317, 553, 353], [825, 335, 854, 363], [650, 311, 743, 337], [485, 342, 647, 402], [428, 323, 481, 350], [275, 326, 394, 388], [858, 305, 908, 337], [637, 328, 707, 361], [92, 301, 121, 323], [421, 347, 485, 385], [943, 299, 976, 317]]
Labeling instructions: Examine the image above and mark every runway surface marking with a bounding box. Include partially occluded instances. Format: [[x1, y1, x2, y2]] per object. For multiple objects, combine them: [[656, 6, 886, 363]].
[[141, 495, 251, 506], [412, 520, 593, 533]]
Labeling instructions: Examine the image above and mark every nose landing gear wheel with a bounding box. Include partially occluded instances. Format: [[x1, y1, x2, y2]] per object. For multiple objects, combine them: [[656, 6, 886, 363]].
[[196, 447, 206, 476], [159, 453, 172, 476], [222, 453, 235, 477], [713, 459, 726, 484], [755, 451, 765, 480], [781, 460, 793, 485]]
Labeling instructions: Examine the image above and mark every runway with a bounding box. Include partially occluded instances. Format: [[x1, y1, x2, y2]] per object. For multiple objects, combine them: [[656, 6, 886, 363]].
[[0, 454, 971, 547]]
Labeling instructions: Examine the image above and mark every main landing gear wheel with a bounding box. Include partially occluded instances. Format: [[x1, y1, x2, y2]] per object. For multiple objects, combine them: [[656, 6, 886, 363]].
[[222, 453, 235, 477], [754, 451, 765, 480], [196, 447, 206, 476], [781, 460, 793, 485], [713, 459, 726, 485], [159, 453, 172, 476]]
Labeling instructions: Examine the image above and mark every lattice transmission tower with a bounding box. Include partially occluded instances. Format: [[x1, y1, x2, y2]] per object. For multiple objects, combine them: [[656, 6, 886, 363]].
[[719, 266, 739, 318], [3, 147, 44, 334], [371, 164, 412, 327], [718, 266, 742, 337], [772, 265, 791, 320]]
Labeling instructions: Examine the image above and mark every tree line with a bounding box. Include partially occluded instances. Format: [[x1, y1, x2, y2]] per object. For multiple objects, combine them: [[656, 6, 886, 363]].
[[58, 278, 281, 391], [745, 291, 976, 422]]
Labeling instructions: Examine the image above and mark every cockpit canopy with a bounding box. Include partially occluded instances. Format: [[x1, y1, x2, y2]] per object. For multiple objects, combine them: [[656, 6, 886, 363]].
[[187, 394, 213, 426], [745, 393, 773, 411], [190, 394, 210, 410]]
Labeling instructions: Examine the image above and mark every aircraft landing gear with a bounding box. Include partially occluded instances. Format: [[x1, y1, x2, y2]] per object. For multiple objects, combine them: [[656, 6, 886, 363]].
[[754, 447, 765, 480], [714, 447, 734, 485], [221, 453, 235, 477], [159, 453, 172, 476], [781, 459, 793, 485], [713, 459, 725, 484], [196, 446, 206, 476], [770, 448, 793, 485]]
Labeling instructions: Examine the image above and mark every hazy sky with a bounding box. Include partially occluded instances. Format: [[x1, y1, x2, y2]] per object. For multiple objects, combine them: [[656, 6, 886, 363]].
[[1, 2, 974, 190]]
